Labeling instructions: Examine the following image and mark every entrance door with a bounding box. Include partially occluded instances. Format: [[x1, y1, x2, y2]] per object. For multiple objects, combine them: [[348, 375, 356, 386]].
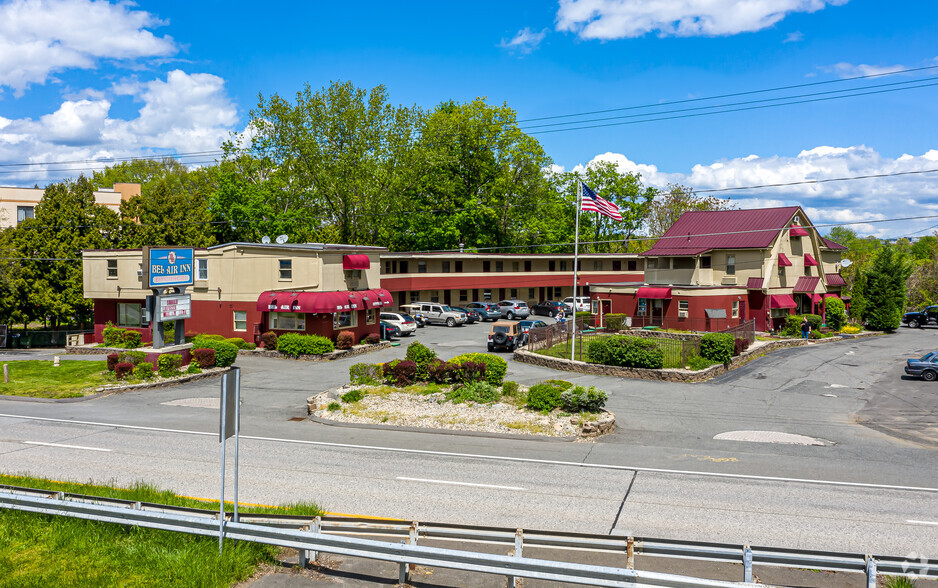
[[651, 299, 664, 326], [739, 300, 747, 324], [444, 290, 451, 306]]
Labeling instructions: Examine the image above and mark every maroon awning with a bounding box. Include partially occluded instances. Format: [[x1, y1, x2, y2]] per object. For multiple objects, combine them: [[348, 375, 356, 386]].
[[824, 293, 841, 299], [790, 225, 809, 237], [769, 294, 797, 309], [637, 287, 672, 299], [826, 273, 846, 286], [804, 254, 819, 266], [793, 276, 820, 293], [746, 277, 764, 289], [257, 291, 353, 313], [343, 254, 371, 270], [778, 253, 792, 267]]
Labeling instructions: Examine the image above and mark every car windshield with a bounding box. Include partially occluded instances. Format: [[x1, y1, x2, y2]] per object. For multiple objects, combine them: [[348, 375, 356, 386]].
[[493, 326, 510, 333], [440, 306, 452, 311], [401, 314, 415, 321]]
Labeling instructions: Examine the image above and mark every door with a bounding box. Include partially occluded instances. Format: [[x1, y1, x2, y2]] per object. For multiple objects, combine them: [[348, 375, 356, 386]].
[[739, 300, 747, 324], [444, 290, 451, 306], [651, 299, 664, 326]]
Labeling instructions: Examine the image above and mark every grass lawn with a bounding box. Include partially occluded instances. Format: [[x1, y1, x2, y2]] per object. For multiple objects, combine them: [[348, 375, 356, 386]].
[[0, 360, 108, 399], [0, 474, 323, 588], [535, 335, 689, 369]]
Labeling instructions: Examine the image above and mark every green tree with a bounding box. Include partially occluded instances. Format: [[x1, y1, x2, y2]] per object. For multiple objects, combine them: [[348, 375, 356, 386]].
[[118, 179, 216, 248], [643, 184, 732, 246], [11, 177, 120, 328], [859, 245, 912, 331]]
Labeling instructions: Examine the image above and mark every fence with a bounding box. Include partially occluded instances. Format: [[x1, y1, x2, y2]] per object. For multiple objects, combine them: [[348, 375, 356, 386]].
[[4, 328, 94, 348], [1, 485, 935, 586]]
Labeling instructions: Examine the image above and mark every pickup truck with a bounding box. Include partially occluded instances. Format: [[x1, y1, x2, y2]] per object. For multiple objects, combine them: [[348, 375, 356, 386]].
[[901, 306, 938, 328]]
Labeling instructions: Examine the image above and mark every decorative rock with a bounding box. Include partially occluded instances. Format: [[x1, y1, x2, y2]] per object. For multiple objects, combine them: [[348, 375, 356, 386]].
[[53, 356, 60, 367]]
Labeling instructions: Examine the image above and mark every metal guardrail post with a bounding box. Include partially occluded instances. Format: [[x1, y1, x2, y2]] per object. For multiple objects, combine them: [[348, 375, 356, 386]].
[[866, 556, 877, 588], [309, 516, 321, 565], [508, 528, 523, 588], [398, 521, 417, 584], [743, 544, 753, 583], [298, 524, 309, 569], [627, 536, 635, 569]]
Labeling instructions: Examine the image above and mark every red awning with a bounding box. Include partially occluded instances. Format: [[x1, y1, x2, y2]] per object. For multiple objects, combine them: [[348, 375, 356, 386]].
[[257, 291, 352, 313], [637, 287, 672, 299], [769, 294, 797, 309], [343, 254, 371, 270], [804, 254, 819, 266], [746, 277, 764, 289], [790, 225, 809, 237], [373, 288, 393, 306], [778, 253, 792, 267], [824, 293, 841, 299], [811, 293, 822, 304], [825, 273, 846, 286]]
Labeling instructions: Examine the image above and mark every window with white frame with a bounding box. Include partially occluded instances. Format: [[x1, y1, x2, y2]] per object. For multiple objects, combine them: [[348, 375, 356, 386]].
[[117, 303, 142, 327], [366, 309, 376, 324], [197, 259, 208, 281], [333, 311, 357, 330], [279, 259, 292, 280], [107, 259, 118, 278], [726, 254, 736, 276], [483, 289, 492, 301], [270, 312, 305, 331], [418, 261, 427, 273], [344, 269, 362, 280], [233, 310, 247, 331], [678, 300, 689, 311], [732, 301, 739, 318]]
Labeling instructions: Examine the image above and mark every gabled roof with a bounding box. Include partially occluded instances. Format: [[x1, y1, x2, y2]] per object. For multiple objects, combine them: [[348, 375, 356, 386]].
[[820, 237, 848, 250], [641, 206, 802, 256]]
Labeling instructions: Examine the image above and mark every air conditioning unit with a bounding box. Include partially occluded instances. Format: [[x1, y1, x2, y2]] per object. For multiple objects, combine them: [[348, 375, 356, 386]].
[[678, 310, 689, 318]]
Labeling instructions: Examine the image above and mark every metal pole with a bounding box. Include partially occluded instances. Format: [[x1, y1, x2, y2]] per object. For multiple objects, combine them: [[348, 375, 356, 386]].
[[219, 375, 228, 553], [233, 369, 240, 524], [571, 180, 582, 361], [743, 545, 753, 583]]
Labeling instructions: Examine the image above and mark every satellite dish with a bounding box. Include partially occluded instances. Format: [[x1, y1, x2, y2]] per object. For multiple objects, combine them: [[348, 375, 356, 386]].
[[275, 234, 289, 244], [841, 259, 852, 268], [261, 236, 271, 244]]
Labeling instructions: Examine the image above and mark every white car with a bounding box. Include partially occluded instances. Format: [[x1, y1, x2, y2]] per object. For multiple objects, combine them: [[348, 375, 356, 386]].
[[562, 296, 591, 313], [380, 312, 418, 336]]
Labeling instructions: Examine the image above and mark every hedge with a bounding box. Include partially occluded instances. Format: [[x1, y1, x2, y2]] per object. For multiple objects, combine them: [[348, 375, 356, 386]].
[[157, 353, 183, 377], [825, 297, 846, 330], [276, 333, 334, 357], [405, 341, 437, 381], [114, 362, 133, 380], [192, 348, 216, 368], [603, 314, 630, 331], [118, 350, 146, 366], [260, 331, 278, 349], [336, 330, 355, 350], [449, 353, 507, 386], [560, 386, 608, 413], [191, 337, 238, 367], [102, 323, 124, 347], [700, 333, 734, 364], [121, 330, 142, 349], [586, 336, 664, 369], [782, 314, 822, 337]]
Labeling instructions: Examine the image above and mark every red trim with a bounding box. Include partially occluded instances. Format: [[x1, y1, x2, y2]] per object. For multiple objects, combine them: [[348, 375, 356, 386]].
[[777, 253, 792, 267], [804, 253, 819, 266], [343, 254, 371, 270], [790, 225, 809, 237], [637, 287, 672, 299], [824, 293, 840, 299], [769, 294, 797, 309]]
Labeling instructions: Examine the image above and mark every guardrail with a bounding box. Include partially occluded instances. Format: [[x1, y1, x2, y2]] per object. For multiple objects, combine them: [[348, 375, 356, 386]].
[[2, 484, 936, 585]]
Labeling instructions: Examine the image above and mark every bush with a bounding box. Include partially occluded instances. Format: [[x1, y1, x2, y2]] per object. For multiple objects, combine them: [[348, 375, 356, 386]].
[[603, 314, 630, 331], [586, 336, 664, 369], [102, 322, 124, 347], [502, 380, 519, 397], [840, 324, 862, 334], [405, 341, 437, 381], [384, 360, 418, 387], [121, 330, 142, 349], [133, 362, 155, 380], [114, 362, 134, 380], [526, 382, 564, 411], [825, 297, 846, 330], [363, 333, 380, 344], [449, 353, 507, 385], [427, 359, 457, 384], [191, 337, 238, 367], [349, 363, 383, 385], [260, 331, 278, 349], [700, 333, 734, 364], [733, 337, 749, 356], [451, 360, 486, 385], [327, 402, 341, 411], [781, 314, 802, 337], [192, 348, 216, 368], [341, 389, 365, 403], [335, 330, 355, 350], [163, 325, 175, 343], [199, 334, 226, 342], [106, 353, 119, 372], [185, 362, 202, 375], [243, 342, 256, 350], [224, 337, 250, 349], [446, 381, 500, 404], [804, 314, 822, 331], [276, 333, 334, 357], [157, 353, 183, 377], [542, 379, 574, 390], [118, 350, 146, 366], [687, 355, 717, 371], [560, 386, 608, 413]]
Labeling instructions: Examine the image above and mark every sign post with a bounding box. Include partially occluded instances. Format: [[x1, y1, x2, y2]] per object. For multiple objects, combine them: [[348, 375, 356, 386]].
[[218, 367, 241, 552]]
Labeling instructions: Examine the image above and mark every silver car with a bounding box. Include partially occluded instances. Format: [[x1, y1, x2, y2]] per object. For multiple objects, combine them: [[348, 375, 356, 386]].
[[498, 299, 530, 320]]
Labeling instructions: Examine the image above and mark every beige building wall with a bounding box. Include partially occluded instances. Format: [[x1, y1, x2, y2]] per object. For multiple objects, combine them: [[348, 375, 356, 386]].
[[0, 183, 141, 229]]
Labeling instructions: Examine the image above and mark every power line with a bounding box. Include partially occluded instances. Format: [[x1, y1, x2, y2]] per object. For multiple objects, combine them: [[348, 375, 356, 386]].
[[0, 151, 225, 169]]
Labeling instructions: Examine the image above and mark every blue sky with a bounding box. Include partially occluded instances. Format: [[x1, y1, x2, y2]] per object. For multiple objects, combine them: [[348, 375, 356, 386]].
[[1, 0, 937, 237]]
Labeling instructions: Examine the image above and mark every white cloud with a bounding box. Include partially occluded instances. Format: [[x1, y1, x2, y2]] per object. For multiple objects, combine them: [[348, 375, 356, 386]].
[[556, 0, 848, 40], [783, 31, 804, 43], [499, 27, 548, 54], [0, 0, 176, 93], [823, 62, 909, 78]]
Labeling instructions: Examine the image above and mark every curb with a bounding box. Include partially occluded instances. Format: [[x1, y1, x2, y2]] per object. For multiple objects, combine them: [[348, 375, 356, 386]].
[[306, 413, 577, 442]]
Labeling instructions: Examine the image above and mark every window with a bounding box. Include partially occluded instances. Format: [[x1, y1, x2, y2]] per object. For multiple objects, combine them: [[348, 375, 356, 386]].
[[512, 261, 520, 272], [270, 312, 305, 331], [483, 289, 492, 301], [560, 260, 567, 271], [659, 258, 670, 270], [726, 255, 736, 276], [459, 290, 468, 302], [678, 300, 689, 311], [612, 260, 622, 271], [593, 260, 603, 271], [673, 258, 695, 270], [384, 261, 392, 274], [279, 259, 292, 280], [700, 256, 711, 269], [647, 258, 658, 269], [344, 269, 362, 280], [553, 286, 563, 299], [627, 260, 637, 272], [495, 261, 503, 272], [430, 292, 439, 303], [455, 260, 463, 272], [409, 291, 419, 303], [117, 303, 142, 327], [548, 260, 556, 272], [333, 311, 357, 330], [441, 261, 450, 273], [732, 301, 739, 318], [528, 288, 535, 300], [107, 259, 118, 278], [418, 261, 427, 273], [233, 310, 247, 331], [637, 299, 647, 316], [483, 260, 491, 272], [778, 265, 785, 276], [805, 265, 812, 276], [16, 206, 34, 224], [366, 309, 376, 325], [524, 260, 531, 272], [510, 288, 517, 299], [197, 259, 208, 281], [399, 260, 409, 273]]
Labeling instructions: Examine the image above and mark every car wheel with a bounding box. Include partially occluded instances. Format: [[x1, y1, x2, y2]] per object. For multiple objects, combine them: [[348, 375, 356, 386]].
[[446, 317, 456, 327], [924, 370, 937, 382], [909, 319, 920, 328], [487, 343, 494, 352], [549, 310, 555, 318], [506, 312, 514, 320]]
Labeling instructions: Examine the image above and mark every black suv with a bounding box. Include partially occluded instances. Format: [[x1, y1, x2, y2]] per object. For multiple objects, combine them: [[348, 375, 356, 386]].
[[902, 306, 938, 328]]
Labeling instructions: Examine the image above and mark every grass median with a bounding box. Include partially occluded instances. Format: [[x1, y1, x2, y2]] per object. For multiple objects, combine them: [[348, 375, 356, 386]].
[[0, 474, 323, 587], [535, 335, 687, 369], [0, 360, 107, 399]]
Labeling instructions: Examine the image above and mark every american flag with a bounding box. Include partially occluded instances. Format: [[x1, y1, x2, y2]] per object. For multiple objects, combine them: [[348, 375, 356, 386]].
[[580, 182, 622, 221]]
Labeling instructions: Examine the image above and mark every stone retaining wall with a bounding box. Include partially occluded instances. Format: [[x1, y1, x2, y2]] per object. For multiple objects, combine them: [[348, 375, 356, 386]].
[[241, 341, 391, 361]]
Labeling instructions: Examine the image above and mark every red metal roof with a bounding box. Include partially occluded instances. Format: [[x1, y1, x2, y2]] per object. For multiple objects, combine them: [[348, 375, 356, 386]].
[[637, 287, 672, 299], [778, 253, 792, 267], [804, 253, 819, 266], [746, 277, 764, 289], [792, 276, 821, 292], [789, 225, 809, 237], [769, 294, 797, 309], [820, 237, 848, 250], [825, 273, 846, 286], [642, 206, 802, 256]]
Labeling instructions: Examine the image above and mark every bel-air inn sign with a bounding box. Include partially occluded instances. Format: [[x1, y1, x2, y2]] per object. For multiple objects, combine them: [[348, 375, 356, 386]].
[[143, 247, 194, 348]]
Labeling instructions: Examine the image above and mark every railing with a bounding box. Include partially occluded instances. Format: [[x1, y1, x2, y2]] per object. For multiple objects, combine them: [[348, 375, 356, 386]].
[[1, 485, 935, 586], [628, 315, 748, 333], [4, 328, 94, 348], [720, 319, 756, 346]]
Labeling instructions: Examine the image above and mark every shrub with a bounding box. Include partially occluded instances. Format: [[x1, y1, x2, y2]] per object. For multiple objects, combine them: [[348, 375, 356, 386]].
[[114, 362, 134, 380], [446, 381, 500, 404], [106, 353, 119, 372], [804, 314, 822, 331], [560, 386, 608, 413], [825, 297, 846, 330], [363, 333, 380, 344], [349, 363, 382, 385], [405, 341, 437, 380], [700, 333, 734, 364], [687, 355, 717, 371], [163, 326, 175, 343], [840, 324, 862, 334], [384, 360, 418, 387], [157, 353, 183, 377], [276, 333, 334, 357], [243, 342, 256, 350], [341, 389, 365, 403], [224, 337, 250, 349], [603, 314, 630, 331], [192, 348, 216, 368], [102, 322, 124, 347], [118, 350, 146, 366], [185, 362, 202, 375], [586, 336, 664, 369], [133, 362, 155, 380], [501, 380, 519, 397], [450, 353, 507, 385], [327, 402, 341, 411], [733, 337, 747, 356], [427, 359, 457, 384], [451, 360, 486, 385], [199, 334, 226, 342], [191, 337, 238, 367], [781, 314, 802, 337], [526, 382, 564, 411], [809, 330, 824, 339], [121, 330, 142, 349], [260, 331, 278, 349], [542, 379, 574, 391]]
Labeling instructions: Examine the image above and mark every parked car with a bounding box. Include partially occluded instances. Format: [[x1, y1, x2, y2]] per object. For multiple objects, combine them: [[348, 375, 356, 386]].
[[466, 301, 501, 321], [380, 312, 417, 336], [487, 320, 526, 352], [451, 306, 482, 324], [413, 302, 467, 327], [902, 306, 938, 328], [518, 319, 549, 337], [399, 304, 426, 327], [531, 300, 566, 318], [498, 299, 530, 320], [380, 321, 401, 340], [905, 351, 938, 381], [562, 296, 591, 313]]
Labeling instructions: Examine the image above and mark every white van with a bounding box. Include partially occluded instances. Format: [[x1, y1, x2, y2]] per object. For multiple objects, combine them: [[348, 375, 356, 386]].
[[562, 296, 591, 313]]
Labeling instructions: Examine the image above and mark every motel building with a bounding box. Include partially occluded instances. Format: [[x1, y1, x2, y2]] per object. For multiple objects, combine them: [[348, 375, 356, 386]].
[[588, 207, 848, 333], [82, 242, 390, 345], [379, 252, 646, 309]]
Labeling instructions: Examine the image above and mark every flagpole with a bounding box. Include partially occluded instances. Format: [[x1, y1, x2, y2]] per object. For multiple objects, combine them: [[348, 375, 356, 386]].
[[571, 181, 582, 361]]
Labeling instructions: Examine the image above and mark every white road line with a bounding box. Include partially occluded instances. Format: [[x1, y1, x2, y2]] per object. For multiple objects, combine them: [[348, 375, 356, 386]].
[[23, 441, 111, 452], [1, 412, 937, 494], [397, 477, 525, 491], [907, 520, 938, 526]]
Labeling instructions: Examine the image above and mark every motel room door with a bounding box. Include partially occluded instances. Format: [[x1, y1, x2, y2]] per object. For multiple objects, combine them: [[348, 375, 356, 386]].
[[651, 299, 665, 326]]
